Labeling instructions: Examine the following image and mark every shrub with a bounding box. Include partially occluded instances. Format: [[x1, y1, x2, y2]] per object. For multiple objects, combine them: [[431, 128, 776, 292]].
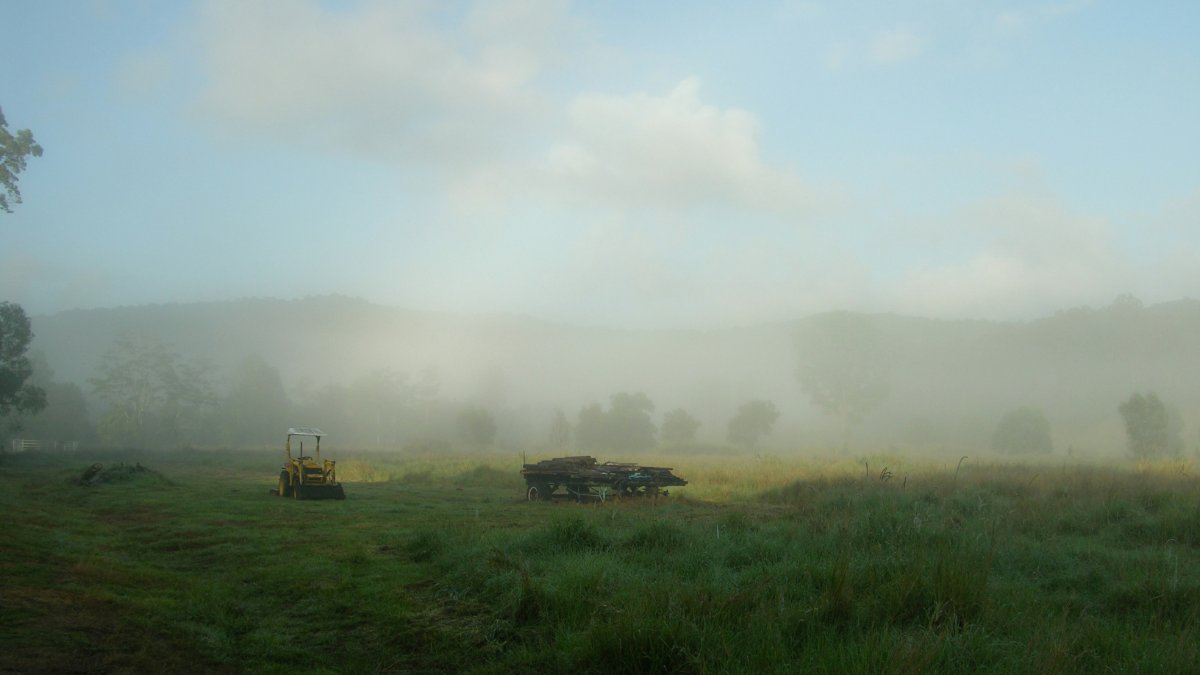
[[991, 407, 1053, 455]]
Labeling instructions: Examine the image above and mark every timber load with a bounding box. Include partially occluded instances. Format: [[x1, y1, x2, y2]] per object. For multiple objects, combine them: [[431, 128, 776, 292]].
[[521, 455, 687, 501]]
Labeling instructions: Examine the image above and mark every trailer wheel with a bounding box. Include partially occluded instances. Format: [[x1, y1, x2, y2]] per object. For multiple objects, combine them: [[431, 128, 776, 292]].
[[527, 483, 553, 501]]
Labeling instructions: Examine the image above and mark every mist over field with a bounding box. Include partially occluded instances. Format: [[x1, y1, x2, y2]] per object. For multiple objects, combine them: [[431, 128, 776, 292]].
[[6, 293, 1195, 460], [5, 3, 1200, 671]]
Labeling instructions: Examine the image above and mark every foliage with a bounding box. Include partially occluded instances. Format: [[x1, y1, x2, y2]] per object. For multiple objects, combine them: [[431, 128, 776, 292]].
[[289, 368, 452, 451], [608, 392, 657, 451], [991, 407, 1053, 455], [795, 313, 891, 452], [547, 409, 571, 451], [1119, 392, 1179, 459], [221, 354, 290, 447], [575, 392, 657, 452], [350, 368, 415, 450], [661, 408, 701, 444], [575, 402, 607, 452], [9, 351, 95, 443], [726, 399, 780, 449], [0, 302, 46, 427], [0, 106, 43, 213], [89, 333, 216, 448], [457, 406, 497, 449]]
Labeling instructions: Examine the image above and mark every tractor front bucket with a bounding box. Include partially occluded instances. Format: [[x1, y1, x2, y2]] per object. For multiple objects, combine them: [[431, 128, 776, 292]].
[[294, 483, 346, 500]]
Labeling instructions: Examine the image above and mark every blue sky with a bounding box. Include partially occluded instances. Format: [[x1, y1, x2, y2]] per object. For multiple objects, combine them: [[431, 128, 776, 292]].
[[2, 0, 1197, 328]]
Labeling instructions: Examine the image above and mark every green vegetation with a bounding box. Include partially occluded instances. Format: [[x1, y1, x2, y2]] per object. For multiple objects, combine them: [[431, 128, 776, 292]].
[[1119, 392, 1183, 460], [0, 301, 47, 427], [726, 399, 780, 450], [0, 106, 43, 213], [661, 408, 701, 444], [796, 313, 891, 453], [576, 392, 658, 453], [991, 407, 1053, 455], [3, 449, 1198, 673]]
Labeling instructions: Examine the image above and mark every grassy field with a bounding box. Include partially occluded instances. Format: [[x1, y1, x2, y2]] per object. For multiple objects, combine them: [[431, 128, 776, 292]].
[[2, 449, 1199, 674]]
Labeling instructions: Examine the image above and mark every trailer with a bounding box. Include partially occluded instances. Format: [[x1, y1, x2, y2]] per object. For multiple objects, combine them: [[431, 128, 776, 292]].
[[521, 455, 687, 501]]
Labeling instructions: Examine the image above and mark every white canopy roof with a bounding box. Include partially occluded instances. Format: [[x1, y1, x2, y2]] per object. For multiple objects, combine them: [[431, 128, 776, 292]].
[[287, 426, 325, 438]]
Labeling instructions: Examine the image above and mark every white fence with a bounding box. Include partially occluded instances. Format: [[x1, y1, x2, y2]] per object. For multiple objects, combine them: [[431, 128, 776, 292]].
[[8, 439, 80, 453]]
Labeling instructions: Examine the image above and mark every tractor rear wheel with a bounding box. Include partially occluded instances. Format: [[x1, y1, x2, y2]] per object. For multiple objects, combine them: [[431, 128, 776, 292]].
[[278, 471, 292, 498]]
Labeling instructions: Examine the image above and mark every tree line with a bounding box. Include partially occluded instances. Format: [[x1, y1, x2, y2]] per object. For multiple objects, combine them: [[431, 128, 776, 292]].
[[1, 303, 1193, 459]]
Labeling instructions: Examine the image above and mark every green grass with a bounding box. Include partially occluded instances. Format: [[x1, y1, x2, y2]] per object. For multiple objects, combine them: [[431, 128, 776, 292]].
[[2, 449, 1198, 673]]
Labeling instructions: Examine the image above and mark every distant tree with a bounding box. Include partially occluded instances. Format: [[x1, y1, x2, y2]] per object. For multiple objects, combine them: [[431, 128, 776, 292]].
[[1166, 406, 1188, 458], [726, 399, 780, 450], [13, 351, 96, 444], [0, 302, 47, 430], [222, 354, 290, 447], [606, 392, 657, 452], [1119, 392, 1178, 459], [457, 406, 497, 449], [574, 392, 657, 453], [991, 407, 1052, 455], [796, 313, 891, 453], [661, 408, 700, 444], [548, 409, 571, 451], [349, 368, 421, 450], [90, 333, 215, 448], [0, 107, 43, 213], [293, 378, 350, 441], [575, 403, 607, 452]]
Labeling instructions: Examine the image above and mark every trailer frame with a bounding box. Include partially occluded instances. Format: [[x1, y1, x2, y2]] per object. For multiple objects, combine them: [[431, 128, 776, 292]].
[[521, 455, 687, 502]]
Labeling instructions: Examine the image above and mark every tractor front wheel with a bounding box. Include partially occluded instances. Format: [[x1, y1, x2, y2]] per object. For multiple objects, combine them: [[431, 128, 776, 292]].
[[278, 471, 292, 498]]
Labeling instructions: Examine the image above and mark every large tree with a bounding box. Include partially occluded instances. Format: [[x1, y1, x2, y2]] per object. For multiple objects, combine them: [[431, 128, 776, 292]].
[[222, 354, 290, 447], [1, 107, 43, 213], [606, 392, 657, 452], [347, 367, 436, 450], [991, 407, 1053, 455], [726, 399, 780, 450], [575, 392, 658, 453], [90, 333, 215, 448], [1118, 392, 1178, 460], [796, 313, 891, 453], [13, 351, 95, 444], [661, 408, 701, 444], [575, 403, 608, 452], [0, 302, 47, 428], [547, 409, 571, 451], [457, 406, 497, 450]]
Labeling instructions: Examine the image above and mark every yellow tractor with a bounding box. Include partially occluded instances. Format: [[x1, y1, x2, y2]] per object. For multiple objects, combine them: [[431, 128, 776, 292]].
[[275, 427, 346, 500]]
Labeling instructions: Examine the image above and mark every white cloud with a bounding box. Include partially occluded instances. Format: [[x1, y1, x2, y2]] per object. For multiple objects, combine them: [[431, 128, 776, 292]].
[[193, 0, 570, 166], [822, 24, 924, 70], [866, 26, 924, 65], [458, 77, 826, 218], [886, 194, 1132, 318], [993, 0, 1093, 37], [549, 77, 815, 212]]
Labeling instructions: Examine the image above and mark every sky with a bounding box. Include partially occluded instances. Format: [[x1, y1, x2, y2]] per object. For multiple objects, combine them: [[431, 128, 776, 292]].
[[1, 0, 1198, 329]]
